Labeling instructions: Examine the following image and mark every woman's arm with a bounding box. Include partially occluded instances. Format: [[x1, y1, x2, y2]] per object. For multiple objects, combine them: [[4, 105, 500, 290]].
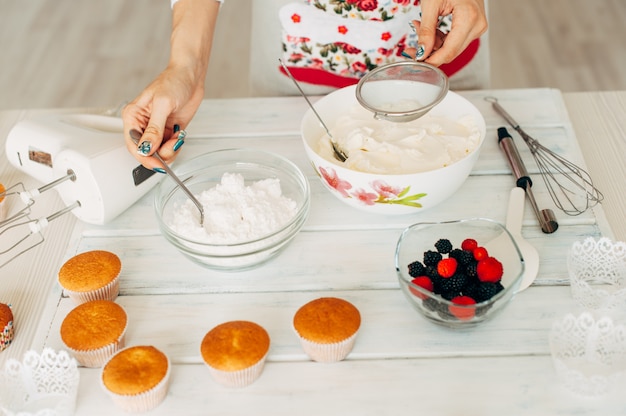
[[122, 0, 221, 170]]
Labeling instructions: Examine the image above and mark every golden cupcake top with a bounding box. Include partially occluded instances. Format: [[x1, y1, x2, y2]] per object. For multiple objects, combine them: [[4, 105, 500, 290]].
[[0, 302, 13, 328], [60, 300, 127, 351], [102, 345, 169, 395], [293, 297, 361, 343], [58, 250, 121, 292], [200, 321, 270, 371]]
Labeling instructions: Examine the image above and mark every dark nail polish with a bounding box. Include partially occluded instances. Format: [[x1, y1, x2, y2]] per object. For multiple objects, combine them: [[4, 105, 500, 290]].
[[416, 45, 425, 60], [173, 139, 185, 152], [173, 124, 180, 133], [401, 51, 412, 60], [137, 141, 152, 156], [153, 167, 166, 174]]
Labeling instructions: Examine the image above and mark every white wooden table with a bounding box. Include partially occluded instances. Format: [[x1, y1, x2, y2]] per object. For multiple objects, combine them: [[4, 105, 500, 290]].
[[1, 89, 626, 415]]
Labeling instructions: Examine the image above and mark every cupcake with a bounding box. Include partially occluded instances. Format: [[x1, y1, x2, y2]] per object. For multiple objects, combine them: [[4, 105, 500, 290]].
[[60, 300, 127, 367], [0, 302, 14, 352], [58, 250, 121, 303], [293, 297, 361, 363], [200, 320, 270, 387], [101, 345, 171, 412]]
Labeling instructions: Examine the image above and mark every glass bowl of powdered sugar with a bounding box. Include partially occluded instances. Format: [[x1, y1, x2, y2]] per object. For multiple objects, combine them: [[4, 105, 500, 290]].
[[154, 148, 311, 271]]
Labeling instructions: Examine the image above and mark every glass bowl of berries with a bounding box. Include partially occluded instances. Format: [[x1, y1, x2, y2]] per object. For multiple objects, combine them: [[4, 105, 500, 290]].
[[394, 218, 525, 328]]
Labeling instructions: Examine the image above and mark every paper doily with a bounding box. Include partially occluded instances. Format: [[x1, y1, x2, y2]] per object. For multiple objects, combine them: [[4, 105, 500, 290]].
[[549, 312, 626, 396], [0, 348, 79, 416], [567, 237, 626, 310]]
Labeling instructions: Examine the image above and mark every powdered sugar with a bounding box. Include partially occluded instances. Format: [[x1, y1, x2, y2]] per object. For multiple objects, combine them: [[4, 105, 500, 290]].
[[167, 173, 297, 244]]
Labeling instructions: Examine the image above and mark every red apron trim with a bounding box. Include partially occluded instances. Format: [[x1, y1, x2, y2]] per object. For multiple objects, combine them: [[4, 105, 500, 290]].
[[279, 65, 359, 89], [279, 38, 481, 88], [438, 38, 481, 78]]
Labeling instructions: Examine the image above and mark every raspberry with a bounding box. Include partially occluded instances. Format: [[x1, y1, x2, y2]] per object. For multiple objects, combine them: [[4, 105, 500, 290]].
[[423, 250, 443, 266], [477, 257, 504, 283], [434, 239, 453, 254], [408, 261, 425, 277], [461, 238, 478, 251], [437, 258, 458, 278], [472, 246, 489, 261], [410, 276, 434, 299], [449, 296, 476, 320]]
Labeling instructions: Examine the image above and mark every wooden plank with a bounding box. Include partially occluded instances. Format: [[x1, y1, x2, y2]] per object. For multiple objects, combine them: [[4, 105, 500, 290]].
[[63, 222, 597, 296], [46, 286, 580, 363], [72, 355, 626, 416]]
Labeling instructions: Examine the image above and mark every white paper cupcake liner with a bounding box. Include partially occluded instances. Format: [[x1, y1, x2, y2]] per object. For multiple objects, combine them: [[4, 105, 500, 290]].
[[206, 353, 268, 388], [63, 276, 120, 304], [0, 198, 7, 222], [1, 320, 14, 352], [102, 354, 171, 412], [64, 329, 126, 368], [295, 330, 358, 363]]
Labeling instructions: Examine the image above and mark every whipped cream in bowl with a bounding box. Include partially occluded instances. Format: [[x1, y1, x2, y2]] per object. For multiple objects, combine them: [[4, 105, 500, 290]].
[[318, 104, 482, 175], [301, 84, 486, 215]]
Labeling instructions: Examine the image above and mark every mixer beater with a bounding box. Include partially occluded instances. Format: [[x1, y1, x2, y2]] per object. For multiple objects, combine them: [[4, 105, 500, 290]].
[[0, 173, 80, 268]]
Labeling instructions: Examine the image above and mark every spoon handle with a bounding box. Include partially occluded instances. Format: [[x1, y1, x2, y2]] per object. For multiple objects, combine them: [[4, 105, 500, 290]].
[[129, 129, 204, 225], [278, 59, 348, 162]]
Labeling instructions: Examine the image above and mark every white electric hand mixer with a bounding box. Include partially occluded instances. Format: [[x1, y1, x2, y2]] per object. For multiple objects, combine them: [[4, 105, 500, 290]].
[[1, 114, 162, 267]]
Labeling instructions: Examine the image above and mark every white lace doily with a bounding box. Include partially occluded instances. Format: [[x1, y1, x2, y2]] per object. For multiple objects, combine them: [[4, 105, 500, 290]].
[[567, 237, 626, 310], [549, 312, 626, 396], [0, 349, 79, 416]]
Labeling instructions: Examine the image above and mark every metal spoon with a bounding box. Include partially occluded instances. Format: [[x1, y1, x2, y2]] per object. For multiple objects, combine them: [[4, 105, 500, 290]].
[[129, 129, 204, 225], [279, 59, 348, 162]]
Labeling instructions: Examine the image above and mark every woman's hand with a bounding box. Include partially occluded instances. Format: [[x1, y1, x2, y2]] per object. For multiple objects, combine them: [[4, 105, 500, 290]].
[[406, 0, 487, 66], [122, 65, 204, 171]]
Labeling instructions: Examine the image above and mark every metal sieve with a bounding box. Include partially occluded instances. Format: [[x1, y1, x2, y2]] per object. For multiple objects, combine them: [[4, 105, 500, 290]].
[[355, 61, 449, 122]]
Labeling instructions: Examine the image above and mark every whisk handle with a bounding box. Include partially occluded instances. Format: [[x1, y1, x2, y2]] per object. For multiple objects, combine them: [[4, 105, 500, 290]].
[[497, 127, 533, 189], [489, 98, 520, 129]]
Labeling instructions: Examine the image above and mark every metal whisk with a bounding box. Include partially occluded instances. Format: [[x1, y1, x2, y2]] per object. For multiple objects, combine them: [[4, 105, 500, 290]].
[[486, 97, 604, 216]]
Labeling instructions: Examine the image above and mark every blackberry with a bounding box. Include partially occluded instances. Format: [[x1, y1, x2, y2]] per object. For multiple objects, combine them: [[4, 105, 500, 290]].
[[407, 261, 426, 277], [434, 239, 453, 254], [429, 274, 445, 293], [449, 249, 475, 267], [446, 273, 469, 294], [423, 250, 443, 266], [463, 283, 479, 300], [422, 297, 440, 312], [425, 265, 440, 279], [439, 273, 468, 300], [464, 261, 478, 279], [473, 282, 504, 303], [439, 290, 459, 301]]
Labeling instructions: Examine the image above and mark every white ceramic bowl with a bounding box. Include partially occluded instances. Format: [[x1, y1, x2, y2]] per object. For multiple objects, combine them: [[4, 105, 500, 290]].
[[154, 149, 311, 271], [301, 84, 486, 215]]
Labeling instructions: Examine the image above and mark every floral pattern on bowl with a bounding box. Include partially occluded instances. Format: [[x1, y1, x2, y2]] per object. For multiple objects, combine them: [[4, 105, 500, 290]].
[[318, 165, 427, 207]]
